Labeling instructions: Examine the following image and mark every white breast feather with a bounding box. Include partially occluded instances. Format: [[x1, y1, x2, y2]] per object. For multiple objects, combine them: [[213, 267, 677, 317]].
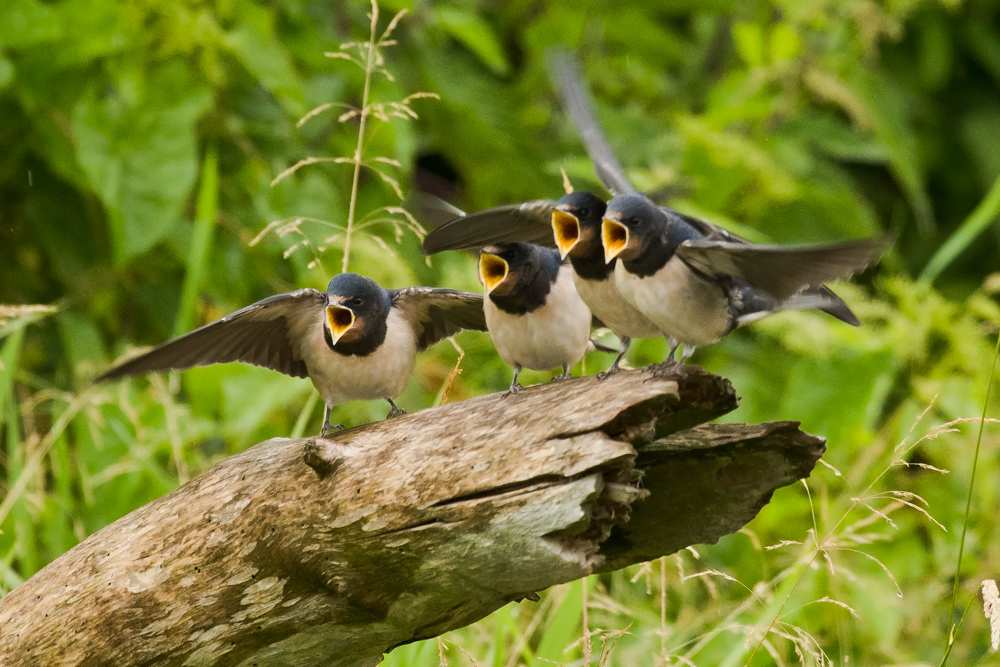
[[574, 271, 663, 340], [485, 265, 592, 371], [300, 309, 417, 406], [614, 259, 731, 346]]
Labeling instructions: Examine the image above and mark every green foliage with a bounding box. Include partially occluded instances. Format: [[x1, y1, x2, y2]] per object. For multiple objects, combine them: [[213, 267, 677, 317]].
[[2, 0, 1000, 664]]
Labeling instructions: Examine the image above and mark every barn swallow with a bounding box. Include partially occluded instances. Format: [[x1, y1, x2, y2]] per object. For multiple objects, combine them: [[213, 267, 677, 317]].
[[601, 193, 884, 363], [415, 191, 666, 377], [96, 273, 487, 434], [551, 47, 876, 361], [413, 51, 675, 377], [478, 242, 592, 394]]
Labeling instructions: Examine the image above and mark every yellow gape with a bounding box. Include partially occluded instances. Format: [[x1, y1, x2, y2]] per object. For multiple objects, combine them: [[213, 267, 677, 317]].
[[325, 305, 356, 344], [601, 218, 630, 264], [552, 209, 581, 260], [479, 253, 510, 294]]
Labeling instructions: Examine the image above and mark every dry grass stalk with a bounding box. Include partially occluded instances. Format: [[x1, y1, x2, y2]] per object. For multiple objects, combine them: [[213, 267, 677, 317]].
[[983, 579, 999, 652]]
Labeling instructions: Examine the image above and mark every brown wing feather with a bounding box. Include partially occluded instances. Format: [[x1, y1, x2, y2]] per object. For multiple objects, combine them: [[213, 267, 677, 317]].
[[390, 287, 487, 350], [677, 238, 885, 302], [411, 193, 558, 254], [96, 289, 325, 381]]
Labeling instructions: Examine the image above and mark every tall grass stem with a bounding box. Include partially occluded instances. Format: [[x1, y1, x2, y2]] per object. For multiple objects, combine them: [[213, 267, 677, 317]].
[[342, 1, 379, 273], [920, 172, 1000, 284], [943, 329, 1000, 663], [174, 144, 219, 337]]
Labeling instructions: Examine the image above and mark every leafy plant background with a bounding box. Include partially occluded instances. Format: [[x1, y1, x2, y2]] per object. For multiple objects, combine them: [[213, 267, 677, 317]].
[[2, 0, 1000, 664]]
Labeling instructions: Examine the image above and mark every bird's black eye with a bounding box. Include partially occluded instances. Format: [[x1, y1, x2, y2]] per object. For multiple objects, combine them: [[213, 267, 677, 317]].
[[352, 297, 363, 306], [579, 208, 588, 217]]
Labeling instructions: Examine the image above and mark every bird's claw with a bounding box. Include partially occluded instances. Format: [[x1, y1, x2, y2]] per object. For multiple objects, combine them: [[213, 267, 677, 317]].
[[596, 365, 621, 381], [502, 382, 525, 399], [646, 358, 680, 379], [319, 423, 346, 437], [386, 406, 407, 419]]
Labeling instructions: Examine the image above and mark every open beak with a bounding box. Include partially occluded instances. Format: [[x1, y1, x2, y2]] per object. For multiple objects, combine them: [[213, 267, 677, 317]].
[[325, 304, 355, 345], [552, 209, 581, 260], [602, 218, 630, 264], [479, 252, 509, 295]]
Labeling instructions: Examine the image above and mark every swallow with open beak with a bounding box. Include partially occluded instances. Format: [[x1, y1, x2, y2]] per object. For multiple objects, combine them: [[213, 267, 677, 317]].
[[601, 193, 885, 363], [478, 242, 592, 394], [96, 273, 487, 434], [412, 51, 674, 377], [415, 190, 668, 377], [552, 47, 882, 364]]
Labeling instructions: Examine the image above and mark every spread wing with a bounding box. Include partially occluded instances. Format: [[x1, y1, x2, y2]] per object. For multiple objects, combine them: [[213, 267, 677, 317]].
[[95, 289, 326, 381], [547, 48, 635, 197], [412, 193, 558, 254], [677, 238, 885, 302], [663, 207, 750, 245], [390, 287, 487, 350]]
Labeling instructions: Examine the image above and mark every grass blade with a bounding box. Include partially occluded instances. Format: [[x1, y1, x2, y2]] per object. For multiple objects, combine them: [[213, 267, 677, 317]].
[[942, 327, 1000, 665], [174, 143, 219, 337], [533, 581, 583, 666], [920, 172, 1000, 284]]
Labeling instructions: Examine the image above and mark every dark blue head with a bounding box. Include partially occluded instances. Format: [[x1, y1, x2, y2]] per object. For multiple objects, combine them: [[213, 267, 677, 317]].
[[479, 242, 561, 315], [601, 193, 666, 264], [324, 273, 391, 353], [552, 190, 608, 261]]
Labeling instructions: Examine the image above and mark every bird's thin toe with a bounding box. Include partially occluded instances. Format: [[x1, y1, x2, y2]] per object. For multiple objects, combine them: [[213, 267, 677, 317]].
[[596, 366, 620, 381], [502, 383, 525, 398], [645, 359, 681, 379]]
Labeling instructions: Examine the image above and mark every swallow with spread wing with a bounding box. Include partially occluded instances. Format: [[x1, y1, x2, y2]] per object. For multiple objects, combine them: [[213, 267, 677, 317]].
[[554, 47, 886, 364], [96, 273, 487, 434], [601, 193, 885, 364], [414, 51, 673, 377]]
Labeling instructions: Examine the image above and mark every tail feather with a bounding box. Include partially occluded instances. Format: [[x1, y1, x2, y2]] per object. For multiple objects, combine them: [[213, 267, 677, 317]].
[[774, 287, 860, 326], [733, 283, 860, 328], [809, 286, 859, 326]]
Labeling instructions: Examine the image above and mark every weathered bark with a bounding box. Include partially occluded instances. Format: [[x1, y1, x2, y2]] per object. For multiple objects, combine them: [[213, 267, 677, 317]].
[[0, 367, 824, 667]]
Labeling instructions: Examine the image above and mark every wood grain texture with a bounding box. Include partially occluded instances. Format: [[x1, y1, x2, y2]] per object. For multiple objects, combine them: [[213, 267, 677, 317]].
[[0, 367, 825, 667]]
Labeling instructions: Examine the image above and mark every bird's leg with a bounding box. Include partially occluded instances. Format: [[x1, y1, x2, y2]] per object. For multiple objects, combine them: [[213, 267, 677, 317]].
[[550, 364, 572, 382], [502, 364, 525, 398], [385, 398, 407, 419], [319, 402, 345, 436], [679, 344, 697, 364], [647, 338, 680, 378], [597, 336, 631, 380]]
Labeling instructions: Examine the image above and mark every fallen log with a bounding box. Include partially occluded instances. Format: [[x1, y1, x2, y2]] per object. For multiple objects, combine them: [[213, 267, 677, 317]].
[[0, 367, 825, 666]]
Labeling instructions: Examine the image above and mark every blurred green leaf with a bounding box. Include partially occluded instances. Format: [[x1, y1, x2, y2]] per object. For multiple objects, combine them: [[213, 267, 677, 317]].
[[732, 21, 765, 68], [221, 366, 311, 435], [71, 64, 212, 263], [434, 6, 511, 76], [769, 23, 802, 63], [223, 2, 306, 117], [0, 58, 14, 90], [0, 0, 62, 49], [849, 68, 934, 235]]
